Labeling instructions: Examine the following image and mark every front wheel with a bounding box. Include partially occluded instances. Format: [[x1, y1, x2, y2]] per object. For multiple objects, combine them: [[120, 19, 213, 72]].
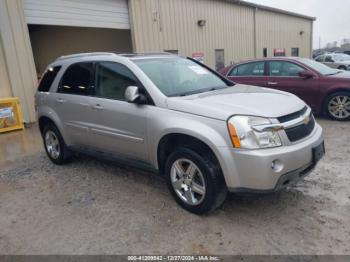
[[325, 92, 350, 121], [165, 147, 227, 214]]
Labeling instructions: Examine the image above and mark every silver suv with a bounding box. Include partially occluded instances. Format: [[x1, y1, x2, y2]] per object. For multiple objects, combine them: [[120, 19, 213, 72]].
[[36, 52, 325, 214]]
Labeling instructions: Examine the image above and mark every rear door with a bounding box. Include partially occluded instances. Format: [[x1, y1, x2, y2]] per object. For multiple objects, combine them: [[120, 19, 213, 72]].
[[266, 60, 319, 109], [88, 61, 149, 162], [51, 62, 96, 147], [226, 61, 268, 87]]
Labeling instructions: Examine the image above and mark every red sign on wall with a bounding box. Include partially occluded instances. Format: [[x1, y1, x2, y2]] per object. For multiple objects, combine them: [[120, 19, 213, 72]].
[[273, 48, 286, 57], [192, 52, 204, 63]]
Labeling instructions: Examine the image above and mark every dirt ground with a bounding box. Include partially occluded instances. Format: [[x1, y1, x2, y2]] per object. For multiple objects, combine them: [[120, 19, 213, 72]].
[[0, 119, 349, 255]]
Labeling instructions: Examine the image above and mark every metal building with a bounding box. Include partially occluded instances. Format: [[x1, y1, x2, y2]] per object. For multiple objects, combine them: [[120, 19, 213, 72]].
[[0, 0, 315, 123]]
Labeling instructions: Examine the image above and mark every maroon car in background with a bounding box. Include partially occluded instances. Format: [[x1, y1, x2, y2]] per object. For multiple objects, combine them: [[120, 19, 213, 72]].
[[219, 57, 350, 121]]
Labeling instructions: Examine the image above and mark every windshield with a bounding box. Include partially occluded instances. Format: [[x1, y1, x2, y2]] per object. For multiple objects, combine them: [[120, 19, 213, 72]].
[[133, 57, 230, 96], [333, 54, 350, 61], [300, 58, 339, 75]]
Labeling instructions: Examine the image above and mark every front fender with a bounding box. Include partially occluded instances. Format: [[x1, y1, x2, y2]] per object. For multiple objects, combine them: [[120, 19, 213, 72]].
[[148, 108, 230, 169]]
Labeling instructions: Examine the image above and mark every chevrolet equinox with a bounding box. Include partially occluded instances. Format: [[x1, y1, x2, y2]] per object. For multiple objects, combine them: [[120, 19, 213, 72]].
[[36, 52, 325, 214]]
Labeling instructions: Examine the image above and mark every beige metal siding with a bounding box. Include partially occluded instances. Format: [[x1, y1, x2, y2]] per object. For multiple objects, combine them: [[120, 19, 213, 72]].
[[129, 0, 256, 68], [255, 9, 312, 58], [0, 0, 37, 123], [23, 0, 130, 29], [129, 0, 313, 68], [0, 37, 13, 98]]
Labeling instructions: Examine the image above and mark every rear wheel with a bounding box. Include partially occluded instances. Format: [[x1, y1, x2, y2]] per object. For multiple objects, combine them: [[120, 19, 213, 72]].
[[165, 147, 227, 214], [43, 124, 72, 164], [338, 66, 347, 70], [325, 91, 350, 121]]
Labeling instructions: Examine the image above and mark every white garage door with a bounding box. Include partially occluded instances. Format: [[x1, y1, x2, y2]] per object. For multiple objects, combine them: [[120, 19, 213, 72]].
[[23, 0, 130, 29]]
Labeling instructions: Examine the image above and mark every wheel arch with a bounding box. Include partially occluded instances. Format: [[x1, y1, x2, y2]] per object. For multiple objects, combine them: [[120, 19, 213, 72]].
[[156, 133, 223, 177], [38, 116, 57, 134]]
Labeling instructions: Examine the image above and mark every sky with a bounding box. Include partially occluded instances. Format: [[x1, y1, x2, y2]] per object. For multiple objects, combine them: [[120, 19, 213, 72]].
[[249, 0, 350, 49]]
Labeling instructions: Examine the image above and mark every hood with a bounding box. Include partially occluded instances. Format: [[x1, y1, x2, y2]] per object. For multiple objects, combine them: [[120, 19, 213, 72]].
[[327, 70, 350, 79], [166, 85, 306, 121]]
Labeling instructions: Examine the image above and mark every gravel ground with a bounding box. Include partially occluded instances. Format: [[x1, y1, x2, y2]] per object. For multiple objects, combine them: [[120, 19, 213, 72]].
[[0, 119, 349, 255]]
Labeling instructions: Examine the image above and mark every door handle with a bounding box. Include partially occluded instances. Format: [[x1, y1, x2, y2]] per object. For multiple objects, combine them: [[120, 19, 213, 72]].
[[92, 104, 103, 110], [56, 98, 65, 103], [268, 82, 278, 85]]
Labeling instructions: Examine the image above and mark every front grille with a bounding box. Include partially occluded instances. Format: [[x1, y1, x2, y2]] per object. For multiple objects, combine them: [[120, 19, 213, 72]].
[[285, 115, 315, 142]]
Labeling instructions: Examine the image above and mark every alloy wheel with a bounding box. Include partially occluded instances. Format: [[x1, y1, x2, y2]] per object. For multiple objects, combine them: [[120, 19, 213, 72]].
[[170, 158, 206, 206], [45, 130, 61, 159], [328, 95, 350, 119]]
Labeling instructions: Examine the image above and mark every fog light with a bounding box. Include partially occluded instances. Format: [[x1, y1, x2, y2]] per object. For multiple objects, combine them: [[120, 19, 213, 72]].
[[271, 159, 283, 173]]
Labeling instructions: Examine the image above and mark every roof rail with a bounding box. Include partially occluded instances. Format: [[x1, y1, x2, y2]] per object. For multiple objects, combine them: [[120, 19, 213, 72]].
[[56, 52, 115, 61], [117, 52, 175, 57]]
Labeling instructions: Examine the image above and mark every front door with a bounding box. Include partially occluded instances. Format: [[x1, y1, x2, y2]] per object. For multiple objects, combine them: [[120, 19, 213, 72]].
[[266, 60, 320, 110], [89, 61, 149, 162]]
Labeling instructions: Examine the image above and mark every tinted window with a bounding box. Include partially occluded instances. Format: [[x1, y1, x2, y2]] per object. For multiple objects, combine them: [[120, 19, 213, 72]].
[[60, 62, 93, 95], [95, 62, 138, 101], [230, 62, 265, 76], [38, 66, 61, 92], [269, 61, 304, 77]]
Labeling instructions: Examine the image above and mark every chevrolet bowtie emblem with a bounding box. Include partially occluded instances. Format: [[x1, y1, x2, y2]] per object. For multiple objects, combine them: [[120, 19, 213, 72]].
[[303, 115, 310, 125]]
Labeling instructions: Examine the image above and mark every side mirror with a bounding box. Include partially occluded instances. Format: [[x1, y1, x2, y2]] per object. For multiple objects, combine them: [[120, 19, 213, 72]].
[[298, 70, 314, 79], [125, 86, 147, 104]]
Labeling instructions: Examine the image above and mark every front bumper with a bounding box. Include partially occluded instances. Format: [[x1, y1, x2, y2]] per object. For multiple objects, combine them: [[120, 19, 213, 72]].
[[217, 123, 324, 192]]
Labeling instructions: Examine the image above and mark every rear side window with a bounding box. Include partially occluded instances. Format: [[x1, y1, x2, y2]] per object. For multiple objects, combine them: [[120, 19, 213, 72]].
[[229, 62, 265, 76], [59, 62, 94, 95], [38, 66, 61, 92]]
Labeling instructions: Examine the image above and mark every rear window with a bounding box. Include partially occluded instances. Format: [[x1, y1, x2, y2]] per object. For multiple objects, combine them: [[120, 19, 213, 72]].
[[38, 66, 61, 92]]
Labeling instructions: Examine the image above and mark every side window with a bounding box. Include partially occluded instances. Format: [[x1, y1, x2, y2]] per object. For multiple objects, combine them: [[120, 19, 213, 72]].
[[315, 55, 324, 62], [60, 62, 94, 95], [95, 62, 138, 101], [231, 62, 265, 76], [325, 56, 334, 62], [229, 66, 238, 76], [38, 66, 61, 92], [269, 61, 304, 77]]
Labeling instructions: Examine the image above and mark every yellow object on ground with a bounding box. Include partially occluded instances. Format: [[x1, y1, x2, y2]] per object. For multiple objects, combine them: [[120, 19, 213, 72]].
[[0, 97, 24, 133]]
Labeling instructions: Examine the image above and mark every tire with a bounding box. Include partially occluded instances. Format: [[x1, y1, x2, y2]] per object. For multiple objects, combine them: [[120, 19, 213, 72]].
[[165, 147, 227, 214], [324, 91, 350, 121], [338, 66, 347, 70], [42, 123, 72, 165]]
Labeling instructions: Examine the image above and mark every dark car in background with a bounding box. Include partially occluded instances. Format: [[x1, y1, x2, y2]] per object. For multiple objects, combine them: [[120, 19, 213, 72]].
[[219, 57, 350, 121]]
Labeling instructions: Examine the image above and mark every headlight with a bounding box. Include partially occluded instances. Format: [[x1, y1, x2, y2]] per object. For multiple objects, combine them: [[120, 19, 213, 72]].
[[227, 115, 282, 149]]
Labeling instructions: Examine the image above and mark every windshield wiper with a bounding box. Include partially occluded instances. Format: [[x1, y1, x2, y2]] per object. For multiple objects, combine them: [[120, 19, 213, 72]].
[[170, 85, 229, 97]]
